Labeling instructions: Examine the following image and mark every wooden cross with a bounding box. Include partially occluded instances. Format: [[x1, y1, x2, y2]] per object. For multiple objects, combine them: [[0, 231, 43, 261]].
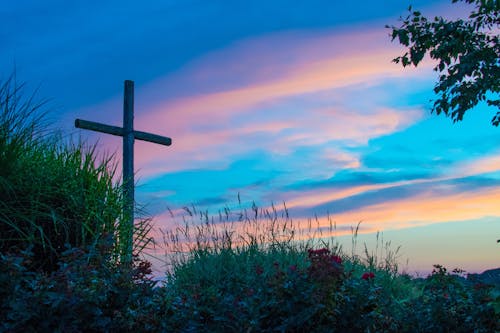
[[75, 80, 172, 265]]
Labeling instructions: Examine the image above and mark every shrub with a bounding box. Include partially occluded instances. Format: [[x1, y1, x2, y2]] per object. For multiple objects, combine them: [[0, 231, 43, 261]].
[[401, 265, 500, 333], [0, 239, 160, 332]]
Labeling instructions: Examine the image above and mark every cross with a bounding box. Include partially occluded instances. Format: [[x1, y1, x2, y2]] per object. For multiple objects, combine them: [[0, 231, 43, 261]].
[[75, 80, 172, 265]]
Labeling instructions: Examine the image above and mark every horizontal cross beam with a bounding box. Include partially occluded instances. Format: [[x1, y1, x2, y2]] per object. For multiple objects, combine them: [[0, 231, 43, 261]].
[[75, 119, 172, 146]]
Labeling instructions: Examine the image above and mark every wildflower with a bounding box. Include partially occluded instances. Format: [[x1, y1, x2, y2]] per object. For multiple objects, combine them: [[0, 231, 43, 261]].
[[330, 255, 342, 265], [288, 264, 297, 272], [255, 265, 264, 275], [361, 272, 375, 280]]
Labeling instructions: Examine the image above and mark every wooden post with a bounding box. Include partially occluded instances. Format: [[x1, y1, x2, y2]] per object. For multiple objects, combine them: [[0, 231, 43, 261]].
[[75, 80, 172, 266], [123, 80, 134, 265]]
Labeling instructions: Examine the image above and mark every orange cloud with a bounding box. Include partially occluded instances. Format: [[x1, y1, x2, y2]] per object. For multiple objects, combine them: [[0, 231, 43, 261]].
[[454, 154, 500, 176], [289, 186, 500, 234], [281, 148, 500, 214]]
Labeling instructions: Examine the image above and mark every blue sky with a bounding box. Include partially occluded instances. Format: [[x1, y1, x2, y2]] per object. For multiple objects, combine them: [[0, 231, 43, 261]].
[[2, 0, 499, 275]]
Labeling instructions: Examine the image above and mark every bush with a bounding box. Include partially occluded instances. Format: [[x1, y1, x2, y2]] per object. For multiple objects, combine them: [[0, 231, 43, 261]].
[[0, 239, 160, 332], [401, 265, 500, 333], [1, 243, 498, 332]]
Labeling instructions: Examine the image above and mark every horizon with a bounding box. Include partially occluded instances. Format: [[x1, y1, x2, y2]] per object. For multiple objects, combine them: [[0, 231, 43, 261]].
[[2, 0, 499, 276]]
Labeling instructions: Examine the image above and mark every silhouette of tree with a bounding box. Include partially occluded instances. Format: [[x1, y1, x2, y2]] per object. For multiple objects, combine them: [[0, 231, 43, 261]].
[[387, 0, 499, 126]]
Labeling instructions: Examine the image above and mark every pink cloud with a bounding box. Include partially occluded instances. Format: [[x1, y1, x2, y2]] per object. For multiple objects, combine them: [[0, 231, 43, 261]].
[[454, 153, 500, 176], [278, 147, 500, 216], [75, 24, 431, 180], [272, 185, 500, 240], [131, 104, 422, 178], [113, 25, 428, 175], [137, 46, 416, 133]]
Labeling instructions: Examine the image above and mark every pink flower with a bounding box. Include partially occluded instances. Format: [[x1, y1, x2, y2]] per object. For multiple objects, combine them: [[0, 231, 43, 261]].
[[361, 272, 375, 280]]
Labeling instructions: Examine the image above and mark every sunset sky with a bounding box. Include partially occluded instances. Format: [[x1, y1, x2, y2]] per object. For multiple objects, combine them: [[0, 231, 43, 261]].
[[2, 0, 499, 275]]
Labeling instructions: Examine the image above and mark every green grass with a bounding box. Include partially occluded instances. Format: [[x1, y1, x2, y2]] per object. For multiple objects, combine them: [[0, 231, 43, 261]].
[[0, 74, 153, 271]]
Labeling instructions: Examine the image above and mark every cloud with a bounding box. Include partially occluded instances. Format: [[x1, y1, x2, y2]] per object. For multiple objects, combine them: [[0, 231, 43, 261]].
[[282, 183, 500, 237], [137, 32, 415, 133], [76, 17, 499, 239], [74, 24, 438, 222], [266, 151, 500, 236], [105, 26, 427, 177], [454, 154, 500, 177], [151, 180, 500, 253]]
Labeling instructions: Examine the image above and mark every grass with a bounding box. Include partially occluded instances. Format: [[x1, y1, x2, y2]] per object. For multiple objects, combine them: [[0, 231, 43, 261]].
[[159, 203, 403, 278], [0, 74, 153, 271], [0, 75, 498, 332], [154, 202, 499, 332]]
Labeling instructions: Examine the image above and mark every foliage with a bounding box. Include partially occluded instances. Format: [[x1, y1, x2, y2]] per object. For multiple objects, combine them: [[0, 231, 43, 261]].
[[0, 75, 153, 272], [164, 248, 497, 332], [387, 0, 499, 125], [401, 265, 500, 332], [1, 212, 499, 332], [151, 205, 499, 332], [0, 240, 161, 332]]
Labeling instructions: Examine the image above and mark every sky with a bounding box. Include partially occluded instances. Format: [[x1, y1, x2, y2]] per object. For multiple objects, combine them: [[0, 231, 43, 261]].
[[2, 0, 499, 276]]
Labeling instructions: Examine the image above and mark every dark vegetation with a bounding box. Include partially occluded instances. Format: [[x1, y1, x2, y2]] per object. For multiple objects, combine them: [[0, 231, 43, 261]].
[[1, 74, 499, 332]]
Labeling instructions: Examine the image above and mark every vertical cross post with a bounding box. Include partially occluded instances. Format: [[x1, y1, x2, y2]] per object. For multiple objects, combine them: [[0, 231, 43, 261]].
[[75, 80, 172, 266], [123, 80, 135, 265]]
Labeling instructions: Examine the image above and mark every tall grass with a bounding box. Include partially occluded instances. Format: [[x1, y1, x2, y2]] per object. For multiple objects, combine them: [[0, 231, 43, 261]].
[[155, 201, 498, 331], [0, 75, 153, 271], [159, 201, 412, 309], [160, 202, 401, 276]]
